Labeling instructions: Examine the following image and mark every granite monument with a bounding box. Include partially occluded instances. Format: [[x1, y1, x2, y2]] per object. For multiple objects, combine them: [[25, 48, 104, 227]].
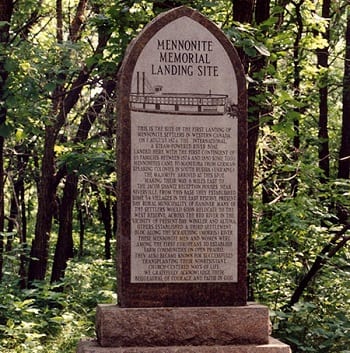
[[77, 6, 292, 353]]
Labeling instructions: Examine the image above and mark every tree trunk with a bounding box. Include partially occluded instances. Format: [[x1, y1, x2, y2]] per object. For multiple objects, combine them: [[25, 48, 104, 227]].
[[6, 146, 29, 252], [50, 174, 77, 283], [77, 200, 85, 257], [56, 0, 63, 42], [19, 180, 27, 289], [6, 149, 28, 287], [104, 196, 112, 260], [338, 8, 350, 179], [28, 127, 58, 283], [317, 0, 330, 181], [92, 184, 113, 260], [0, 0, 14, 281], [232, 0, 254, 71], [290, 0, 304, 196], [232, 0, 254, 216], [0, 137, 4, 282]]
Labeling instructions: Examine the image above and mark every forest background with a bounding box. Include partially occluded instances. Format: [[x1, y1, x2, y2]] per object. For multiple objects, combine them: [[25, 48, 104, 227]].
[[0, 0, 349, 352]]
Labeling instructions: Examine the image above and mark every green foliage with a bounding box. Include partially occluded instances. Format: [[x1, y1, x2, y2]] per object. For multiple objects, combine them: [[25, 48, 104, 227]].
[[252, 143, 350, 352], [0, 255, 116, 353], [227, 23, 271, 58], [248, 6, 350, 352], [57, 148, 115, 176], [271, 303, 350, 353]]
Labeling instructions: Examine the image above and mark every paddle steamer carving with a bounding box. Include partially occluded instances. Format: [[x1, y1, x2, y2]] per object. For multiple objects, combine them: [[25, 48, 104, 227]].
[[130, 72, 233, 116]]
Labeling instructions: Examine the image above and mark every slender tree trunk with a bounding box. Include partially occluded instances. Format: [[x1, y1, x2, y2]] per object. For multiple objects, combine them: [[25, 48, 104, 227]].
[[0, 137, 4, 282], [50, 174, 77, 283], [77, 201, 85, 257], [0, 0, 13, 121], [290, 0, 304, 196], [28, 127, 58, 283], [7, 154, 27, 287], [232, 0, 254, 225], [6, 147, 29, 252], [56, 0, 63, 42], [92, 184, 113, 260], [0, 0, 14, 281], [100, 86, 117, 260], [6, 194, 16, 253], [19, 180, 27, 289], [250, 0, 271, 207], [99, 190, 112, 260], [104, 195, 112, 260], [317, 0, 330, 180], [112, 201, 117, 244], [338, 8, 350, 179]]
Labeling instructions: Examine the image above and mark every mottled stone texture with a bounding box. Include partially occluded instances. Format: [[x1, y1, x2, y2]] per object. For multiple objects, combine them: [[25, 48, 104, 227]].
[[96, 304, 270, 347], [117, 5, 248, 308], [77, 337, 292, 353]]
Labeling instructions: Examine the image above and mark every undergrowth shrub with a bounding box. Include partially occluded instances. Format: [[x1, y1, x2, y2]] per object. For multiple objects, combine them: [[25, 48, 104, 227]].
[[0, 258, 116, 353], [251, 183, 350, 353]]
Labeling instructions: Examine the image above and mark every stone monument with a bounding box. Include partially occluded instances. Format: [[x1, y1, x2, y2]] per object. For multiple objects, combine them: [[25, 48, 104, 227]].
[[77, 6, 291, 353]]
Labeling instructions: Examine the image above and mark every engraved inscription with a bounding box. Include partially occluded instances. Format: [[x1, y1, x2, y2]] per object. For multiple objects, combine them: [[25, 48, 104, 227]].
[[131, 115, 238, 283], [128, 15, 239, 284]]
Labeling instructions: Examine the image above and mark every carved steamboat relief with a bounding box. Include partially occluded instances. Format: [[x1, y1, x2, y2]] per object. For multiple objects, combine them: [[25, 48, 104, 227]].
[[130, 72, 238, 117]]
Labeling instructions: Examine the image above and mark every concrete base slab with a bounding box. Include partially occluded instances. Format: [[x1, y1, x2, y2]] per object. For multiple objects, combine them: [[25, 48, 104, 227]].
[[96, 303, 270, 347], [77, 337, 292, 353]]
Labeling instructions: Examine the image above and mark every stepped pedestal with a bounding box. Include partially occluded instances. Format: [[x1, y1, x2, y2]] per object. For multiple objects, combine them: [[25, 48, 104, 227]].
[[77, 304, 291, 353]]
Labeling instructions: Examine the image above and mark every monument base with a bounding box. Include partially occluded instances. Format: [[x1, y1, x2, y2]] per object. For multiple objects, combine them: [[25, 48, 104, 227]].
[[96, 303, 270, 347], [76, 303, 291, 353], [77, 337, 291, 353]]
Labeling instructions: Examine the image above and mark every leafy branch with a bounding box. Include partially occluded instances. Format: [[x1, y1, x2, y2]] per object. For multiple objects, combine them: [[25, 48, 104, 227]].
[[288, 223, 350, 308]]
